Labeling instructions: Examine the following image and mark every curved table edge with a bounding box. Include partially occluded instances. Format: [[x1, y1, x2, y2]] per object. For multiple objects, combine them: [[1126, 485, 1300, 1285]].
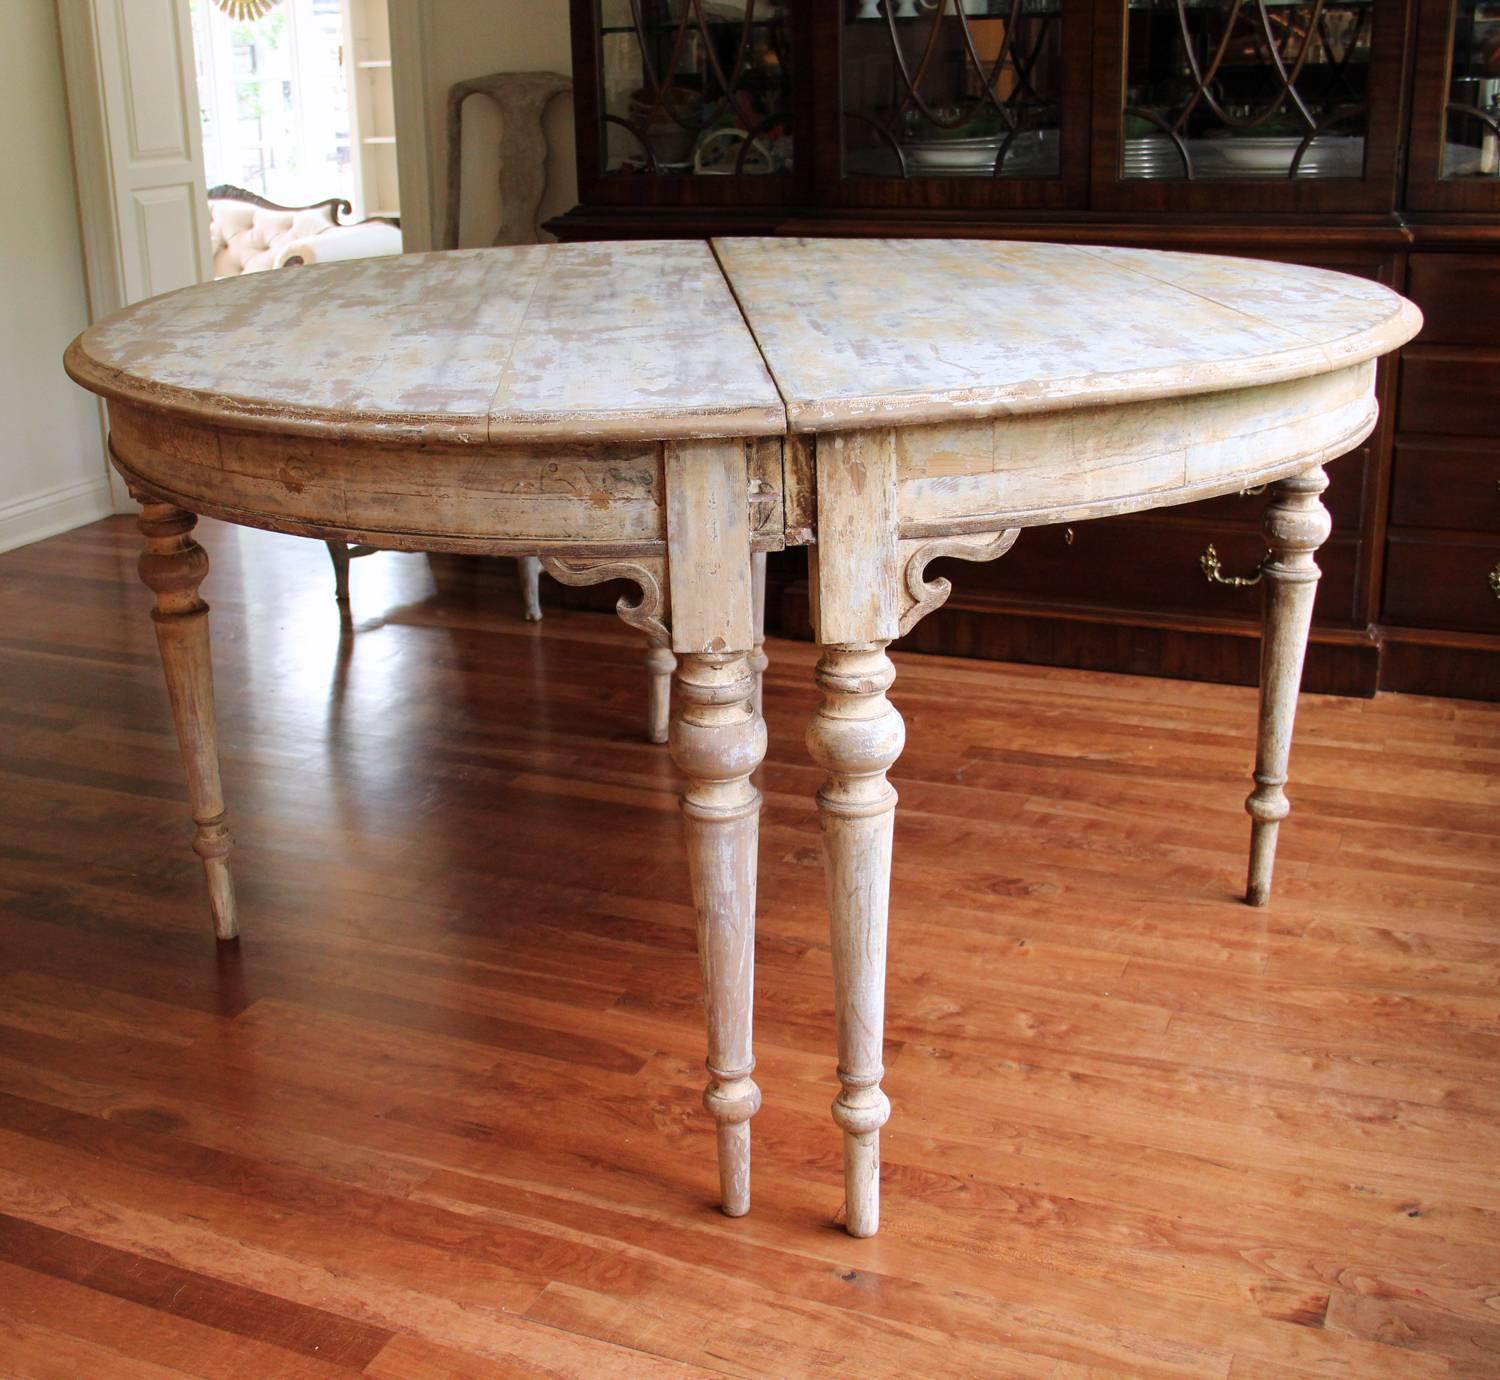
[[779, 298, 1423, 436], [66, 339, 789, 448]]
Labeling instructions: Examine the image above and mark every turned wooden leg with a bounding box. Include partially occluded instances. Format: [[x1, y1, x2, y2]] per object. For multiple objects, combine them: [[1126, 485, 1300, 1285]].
[[1246, 466, 1332, 907], [645, 639, 676, 746], [806, 643, 905, 1237], [749, 550, 768, 721], [669, 650, 766, 1216], [518, 555, 543, 621], [138, 504, 237, 941], [325, 540, 352, 604]]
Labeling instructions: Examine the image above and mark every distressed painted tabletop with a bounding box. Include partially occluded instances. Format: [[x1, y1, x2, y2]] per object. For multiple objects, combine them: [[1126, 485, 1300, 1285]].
[[65, 240, 786, 445], [68, 237, 1421, 449], [711, 237, 1422, 433]]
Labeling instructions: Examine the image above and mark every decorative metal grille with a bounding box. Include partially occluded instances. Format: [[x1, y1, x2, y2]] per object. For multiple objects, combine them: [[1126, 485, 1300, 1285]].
[[1122, 0, 1372, 180], [843, 0, 1064, 178], [598, 0, 793, 176]]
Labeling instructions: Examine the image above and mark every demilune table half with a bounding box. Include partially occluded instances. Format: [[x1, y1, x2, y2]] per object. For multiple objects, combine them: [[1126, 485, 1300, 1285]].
[[64, 238, 1422, 1238]]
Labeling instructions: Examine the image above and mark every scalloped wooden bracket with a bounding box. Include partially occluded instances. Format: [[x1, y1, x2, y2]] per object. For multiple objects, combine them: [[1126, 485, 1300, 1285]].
[[539, 555, 670, 646], [897, 527, 1021, 636]]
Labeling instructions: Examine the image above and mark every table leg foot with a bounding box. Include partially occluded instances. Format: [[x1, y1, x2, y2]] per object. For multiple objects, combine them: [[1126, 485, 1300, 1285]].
[[670, 650, 765, 1217], [807, 643, 904, 1238], [138, 503, 238, 942], [1245, 466, 1330, 907]]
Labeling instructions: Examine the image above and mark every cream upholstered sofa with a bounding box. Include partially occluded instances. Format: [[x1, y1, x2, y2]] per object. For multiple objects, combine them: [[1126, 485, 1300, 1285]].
[[207, 185, 402, 279]]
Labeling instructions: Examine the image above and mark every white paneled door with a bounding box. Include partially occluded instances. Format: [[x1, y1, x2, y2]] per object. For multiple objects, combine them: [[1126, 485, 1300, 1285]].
[[58, 0, 213, 508]]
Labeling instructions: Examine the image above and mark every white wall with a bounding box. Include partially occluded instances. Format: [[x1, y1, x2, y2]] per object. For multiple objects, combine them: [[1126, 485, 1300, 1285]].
[[420, 0, 577, 250], [0, 0, 111, 553]]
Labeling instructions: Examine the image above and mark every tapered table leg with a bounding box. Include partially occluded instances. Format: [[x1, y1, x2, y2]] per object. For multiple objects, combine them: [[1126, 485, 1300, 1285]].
[[138, 503, 237, 941], [806, 643, 905, 1237], [517, 554, 543, 621], [669, 651, 766, 1215], [325, 541, 352, 604], [749, 550, 768, 721], [645, 640, 676, 746], [1246, 466, 1332, 907]]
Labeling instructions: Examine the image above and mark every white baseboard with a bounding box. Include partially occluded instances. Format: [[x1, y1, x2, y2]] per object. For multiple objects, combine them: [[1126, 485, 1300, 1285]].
[[0, 474, 116, 554]]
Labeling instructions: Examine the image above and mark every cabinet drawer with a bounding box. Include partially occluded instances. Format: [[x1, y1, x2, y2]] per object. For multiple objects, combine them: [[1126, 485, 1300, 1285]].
[[936, 517, 1360, 624], [1391, 442, 1500, 533], [1398, 350, 1500, 437], [1166, 445, 1368, 532], [1382, 533, 1500, 633], [1406, 254, 1500, 348]]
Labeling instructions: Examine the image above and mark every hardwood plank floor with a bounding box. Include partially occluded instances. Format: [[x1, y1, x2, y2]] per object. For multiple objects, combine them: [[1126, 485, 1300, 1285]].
[[0, 515, 1496, 1378]]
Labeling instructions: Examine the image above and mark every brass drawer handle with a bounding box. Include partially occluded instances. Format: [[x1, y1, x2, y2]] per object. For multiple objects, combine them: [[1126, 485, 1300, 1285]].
[[1489, 561, 1500, 600], [1200, 543, 1267, 588]]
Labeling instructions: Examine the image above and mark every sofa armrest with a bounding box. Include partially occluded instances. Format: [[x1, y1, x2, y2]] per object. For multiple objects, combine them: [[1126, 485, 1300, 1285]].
[[277, 221, 404, 268]]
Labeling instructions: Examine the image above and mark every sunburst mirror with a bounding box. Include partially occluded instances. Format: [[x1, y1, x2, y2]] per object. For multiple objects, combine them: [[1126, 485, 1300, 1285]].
[[212, 0, 280, 20]]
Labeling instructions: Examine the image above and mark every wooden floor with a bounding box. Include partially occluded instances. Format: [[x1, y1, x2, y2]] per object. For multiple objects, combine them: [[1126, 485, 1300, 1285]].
[[0, 516, 1497, 1379]]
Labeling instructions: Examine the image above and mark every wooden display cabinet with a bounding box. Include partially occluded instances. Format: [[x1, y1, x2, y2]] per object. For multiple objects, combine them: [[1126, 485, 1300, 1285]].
[[551, 0, 1500, 700]]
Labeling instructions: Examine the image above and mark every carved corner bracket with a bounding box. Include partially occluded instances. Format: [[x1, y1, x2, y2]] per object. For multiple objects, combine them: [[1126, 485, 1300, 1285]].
[[897, 528, 1021, 637], [540, 555, 670, 646]]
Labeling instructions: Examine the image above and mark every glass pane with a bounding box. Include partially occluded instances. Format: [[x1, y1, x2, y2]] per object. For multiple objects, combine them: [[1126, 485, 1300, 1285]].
[[598, 0, 793, 177], [1122, 0, 1373, 181], [842, 0, 1065, 179], [1442, 1, 1500, 179]]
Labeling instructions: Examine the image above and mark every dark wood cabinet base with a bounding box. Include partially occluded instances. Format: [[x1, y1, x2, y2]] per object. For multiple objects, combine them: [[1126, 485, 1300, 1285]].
[[781, 580, 1385, 699], [1380, 627, 1500, 699], [545, 554, 1496, 702]]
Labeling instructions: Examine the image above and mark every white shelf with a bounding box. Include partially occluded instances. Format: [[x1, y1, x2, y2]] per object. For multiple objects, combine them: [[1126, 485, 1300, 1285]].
[[362, 136, 396, 145], [357, 58, 391, 69]]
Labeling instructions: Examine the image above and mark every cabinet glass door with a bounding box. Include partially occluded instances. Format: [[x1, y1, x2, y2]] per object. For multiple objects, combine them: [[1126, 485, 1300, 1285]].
[[835, 0, 1089, 208], [1406, 0, 1500, 208], [1093, 0, 1407, 210], [578, 1, 796, 204], [1442, 3, 1500, 176]]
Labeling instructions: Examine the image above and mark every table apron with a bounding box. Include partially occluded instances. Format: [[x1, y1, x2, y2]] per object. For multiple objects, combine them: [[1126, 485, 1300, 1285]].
[[106, 402, 786, 557], [885, 362, 1378, 536]]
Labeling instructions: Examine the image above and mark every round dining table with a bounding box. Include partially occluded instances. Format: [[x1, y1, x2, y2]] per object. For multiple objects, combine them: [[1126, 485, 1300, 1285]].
[[65, 237, 1421, 1238]]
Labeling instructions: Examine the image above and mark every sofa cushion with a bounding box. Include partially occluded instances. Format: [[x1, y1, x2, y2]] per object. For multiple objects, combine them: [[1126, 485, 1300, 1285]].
[[208, 198, 340, 279]]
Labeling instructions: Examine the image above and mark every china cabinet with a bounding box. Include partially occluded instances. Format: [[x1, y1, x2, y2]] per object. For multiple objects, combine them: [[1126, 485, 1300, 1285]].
[[554, 0, 1500, 699]]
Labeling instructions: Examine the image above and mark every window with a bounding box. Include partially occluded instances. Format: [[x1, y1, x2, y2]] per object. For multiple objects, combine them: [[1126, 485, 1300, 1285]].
[[190, 0, 359, 211]]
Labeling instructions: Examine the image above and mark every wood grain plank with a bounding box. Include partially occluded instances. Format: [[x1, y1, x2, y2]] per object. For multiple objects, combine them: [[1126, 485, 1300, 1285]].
[[0, 516, 1493, 1379]]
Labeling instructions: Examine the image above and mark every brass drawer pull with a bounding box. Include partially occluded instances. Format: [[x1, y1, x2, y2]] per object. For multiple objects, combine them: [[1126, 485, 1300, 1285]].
[[1200, 543, 1267, 588], [1489, 561, 1500, 600]]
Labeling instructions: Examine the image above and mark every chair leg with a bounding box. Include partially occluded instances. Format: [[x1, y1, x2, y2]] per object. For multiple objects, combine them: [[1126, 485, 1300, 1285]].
[[518, 555, 543, 621], [645, 640, 676, 745], [325, 541, 352, 604]]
